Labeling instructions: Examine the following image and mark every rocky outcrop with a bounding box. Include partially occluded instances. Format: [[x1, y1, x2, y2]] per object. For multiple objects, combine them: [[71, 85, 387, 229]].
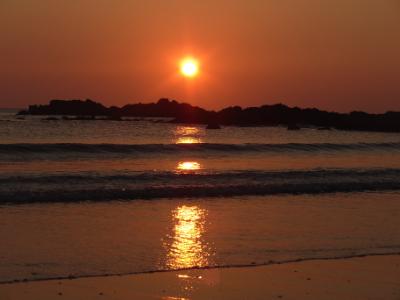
[[18, 98, 400, 132]]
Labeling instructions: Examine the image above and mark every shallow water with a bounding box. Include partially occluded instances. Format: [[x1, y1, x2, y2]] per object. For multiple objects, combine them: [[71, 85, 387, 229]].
[[1, 110, 400, 282], [1, 193, 400, 282]]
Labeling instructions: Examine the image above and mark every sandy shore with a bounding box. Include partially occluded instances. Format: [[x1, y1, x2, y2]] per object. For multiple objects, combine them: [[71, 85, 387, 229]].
[[1, 255, 400, 300]]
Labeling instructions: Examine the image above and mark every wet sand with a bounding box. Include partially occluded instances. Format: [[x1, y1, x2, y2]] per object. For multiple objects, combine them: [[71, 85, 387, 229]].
[[1, 255, 400, 300]]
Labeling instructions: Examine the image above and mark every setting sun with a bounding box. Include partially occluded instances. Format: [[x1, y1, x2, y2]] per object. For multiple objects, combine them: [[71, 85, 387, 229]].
[[180, 58, 199, 78]]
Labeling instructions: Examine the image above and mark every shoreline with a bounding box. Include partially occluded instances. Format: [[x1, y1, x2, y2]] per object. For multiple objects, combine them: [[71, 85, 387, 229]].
[[1, 254, 400, 299], [2, 251, 400, 285]]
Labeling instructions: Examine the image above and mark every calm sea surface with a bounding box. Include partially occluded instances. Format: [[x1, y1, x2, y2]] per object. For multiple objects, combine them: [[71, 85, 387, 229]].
[[1, 110, 400, 282]]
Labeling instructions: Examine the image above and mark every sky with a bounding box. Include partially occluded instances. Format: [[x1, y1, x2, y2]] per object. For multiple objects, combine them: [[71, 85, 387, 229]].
[[1, 0, 400, 112]]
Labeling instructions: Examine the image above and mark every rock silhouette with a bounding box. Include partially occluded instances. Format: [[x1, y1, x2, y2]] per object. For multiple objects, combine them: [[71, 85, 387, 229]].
[[206, 122, 222, 130], [18, 98, 400, 132]]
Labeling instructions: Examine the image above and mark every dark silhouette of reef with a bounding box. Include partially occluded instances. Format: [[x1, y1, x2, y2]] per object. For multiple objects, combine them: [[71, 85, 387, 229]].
[[18, 98, 400, 132]]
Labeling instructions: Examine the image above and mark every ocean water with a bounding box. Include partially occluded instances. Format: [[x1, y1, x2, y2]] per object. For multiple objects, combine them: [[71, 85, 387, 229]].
[[1, 110, 400, 282]]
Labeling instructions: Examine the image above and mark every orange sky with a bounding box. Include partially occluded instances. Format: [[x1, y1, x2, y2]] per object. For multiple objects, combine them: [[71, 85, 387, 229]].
[[1, 0, 400, 112]]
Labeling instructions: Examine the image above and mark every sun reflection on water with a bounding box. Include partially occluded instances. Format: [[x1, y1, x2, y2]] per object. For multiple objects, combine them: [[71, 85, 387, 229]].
[[166, 205, 211, 269], [177, 161, 201, 171], [174, 126, 203, 144], [175, 126, 200, 136], [176, 137, 202, 144]]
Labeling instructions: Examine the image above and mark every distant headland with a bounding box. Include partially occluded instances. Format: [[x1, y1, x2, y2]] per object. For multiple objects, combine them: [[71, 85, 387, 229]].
[[18, 99, 400, 132]]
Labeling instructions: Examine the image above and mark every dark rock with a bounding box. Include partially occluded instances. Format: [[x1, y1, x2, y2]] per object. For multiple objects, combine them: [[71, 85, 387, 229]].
[[75, 115, 96, 121], [18, 98, 400, 133], [287, 124, 301, 130], [107, 115, 122, 121], [206, 123, 221, 129]]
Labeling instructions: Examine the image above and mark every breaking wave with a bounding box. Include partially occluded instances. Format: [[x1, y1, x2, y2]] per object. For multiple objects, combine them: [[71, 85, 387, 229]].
[[1, 168, 400, 203], [1, 142, 400, 156]]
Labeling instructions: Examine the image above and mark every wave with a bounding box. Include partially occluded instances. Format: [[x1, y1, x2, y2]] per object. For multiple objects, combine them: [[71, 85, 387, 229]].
[[2, 168, 400, 183], [1, 142, 400, 156], [1, 168, 400, 203]]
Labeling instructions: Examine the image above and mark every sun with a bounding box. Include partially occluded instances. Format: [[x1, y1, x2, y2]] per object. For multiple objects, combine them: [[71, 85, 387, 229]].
[[180, 58, 199, 78]]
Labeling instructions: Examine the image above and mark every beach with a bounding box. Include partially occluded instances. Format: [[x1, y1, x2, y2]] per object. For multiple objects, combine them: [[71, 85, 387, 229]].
[[1, 255, 399, 299]]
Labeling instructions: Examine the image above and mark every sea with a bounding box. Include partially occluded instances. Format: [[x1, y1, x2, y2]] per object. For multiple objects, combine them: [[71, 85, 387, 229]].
[[1, 109, 400, 283]]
